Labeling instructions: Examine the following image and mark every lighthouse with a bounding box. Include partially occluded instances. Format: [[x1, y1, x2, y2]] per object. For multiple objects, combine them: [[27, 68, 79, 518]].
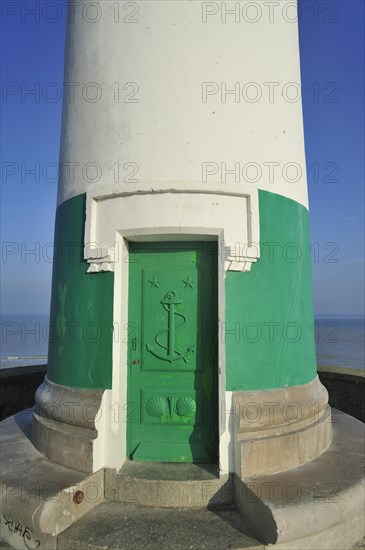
[[33, 0, 331, 475], [2, 1, 362, 548]]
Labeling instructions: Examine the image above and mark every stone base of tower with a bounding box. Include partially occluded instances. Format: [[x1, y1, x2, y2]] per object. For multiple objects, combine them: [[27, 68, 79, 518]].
[[232, 376, 332, 479], [30, 376, 331, 479], [31, 377, 104, 474]]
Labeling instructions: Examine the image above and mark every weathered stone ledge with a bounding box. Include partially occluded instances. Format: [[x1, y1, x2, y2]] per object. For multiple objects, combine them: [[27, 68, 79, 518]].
[[0, 365, 47, 421]]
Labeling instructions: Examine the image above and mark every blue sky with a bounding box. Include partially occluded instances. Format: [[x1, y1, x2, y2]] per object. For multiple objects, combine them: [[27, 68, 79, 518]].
[[299, 0, 364, 316], [1, 1, 364, 316]]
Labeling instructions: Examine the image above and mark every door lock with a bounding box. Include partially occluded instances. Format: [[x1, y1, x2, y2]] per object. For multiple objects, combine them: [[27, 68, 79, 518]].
[[132, 359, 141, 365]]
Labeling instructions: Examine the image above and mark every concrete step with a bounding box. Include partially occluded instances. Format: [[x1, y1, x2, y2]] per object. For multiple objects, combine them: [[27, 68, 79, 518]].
[[53, 500, 365, 550], [105, 461, 233, 508], [0, 411, 103, 550], [57, 501, 263, 550]]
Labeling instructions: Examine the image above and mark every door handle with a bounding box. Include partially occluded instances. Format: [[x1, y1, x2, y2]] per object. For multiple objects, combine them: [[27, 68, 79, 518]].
[[132, 337, 137, 351]]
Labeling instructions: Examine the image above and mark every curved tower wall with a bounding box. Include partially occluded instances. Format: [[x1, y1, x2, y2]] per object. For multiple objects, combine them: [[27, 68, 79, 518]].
[[33, 1, 331, 475]]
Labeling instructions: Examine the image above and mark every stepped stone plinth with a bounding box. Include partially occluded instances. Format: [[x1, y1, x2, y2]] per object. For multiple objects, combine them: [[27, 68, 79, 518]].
[[1, 409, 363, 550]]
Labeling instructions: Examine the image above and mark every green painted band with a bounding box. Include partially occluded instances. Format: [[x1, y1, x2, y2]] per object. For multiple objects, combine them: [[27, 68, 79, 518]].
[[47, 190, 316, 390], [225, 190, 317, 390], [47, 194, 114, 389]]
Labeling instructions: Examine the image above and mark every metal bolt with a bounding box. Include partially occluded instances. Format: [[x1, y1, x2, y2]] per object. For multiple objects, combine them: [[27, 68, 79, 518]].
[[73, 490, 84, 504]]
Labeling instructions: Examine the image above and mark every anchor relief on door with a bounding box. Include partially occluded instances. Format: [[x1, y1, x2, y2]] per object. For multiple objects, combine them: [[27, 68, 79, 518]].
[[146, 290, 196, 364]]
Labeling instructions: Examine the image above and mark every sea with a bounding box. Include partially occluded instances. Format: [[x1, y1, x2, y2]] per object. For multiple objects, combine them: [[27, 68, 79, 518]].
[[0, 314, 364, 371], [314, 316, 364, 371], [1, 314, 49, 369]]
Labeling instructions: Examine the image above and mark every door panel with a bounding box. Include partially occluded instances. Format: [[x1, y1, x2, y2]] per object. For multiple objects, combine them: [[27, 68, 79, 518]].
[[127, 242, 218, 463]]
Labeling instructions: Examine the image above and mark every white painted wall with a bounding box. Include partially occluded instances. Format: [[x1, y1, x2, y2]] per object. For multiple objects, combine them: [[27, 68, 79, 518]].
[[58, 0, 308, 209]]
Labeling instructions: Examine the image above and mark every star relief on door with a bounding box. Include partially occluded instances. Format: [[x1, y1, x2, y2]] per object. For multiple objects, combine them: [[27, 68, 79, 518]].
[[146, 395, 196, 423], [148, 276, 160, 288], [147, 275, 195, 290], [182, 275, 195, 289]]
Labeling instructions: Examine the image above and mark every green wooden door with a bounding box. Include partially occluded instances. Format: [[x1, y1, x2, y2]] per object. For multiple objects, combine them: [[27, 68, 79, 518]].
[[127, 242, 218, 463]]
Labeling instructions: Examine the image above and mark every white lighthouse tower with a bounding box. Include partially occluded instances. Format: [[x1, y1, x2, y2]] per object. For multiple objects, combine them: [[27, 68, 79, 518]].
[[36, 0, 329, 473]]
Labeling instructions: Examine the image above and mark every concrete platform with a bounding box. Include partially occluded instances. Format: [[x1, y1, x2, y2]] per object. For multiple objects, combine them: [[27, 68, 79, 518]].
[[235, 408, 365, 548], [0, 410, 103, 549], [57, 502, 263, 550], [1, 527, 365, 550], [0, 409, 364, 549]]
